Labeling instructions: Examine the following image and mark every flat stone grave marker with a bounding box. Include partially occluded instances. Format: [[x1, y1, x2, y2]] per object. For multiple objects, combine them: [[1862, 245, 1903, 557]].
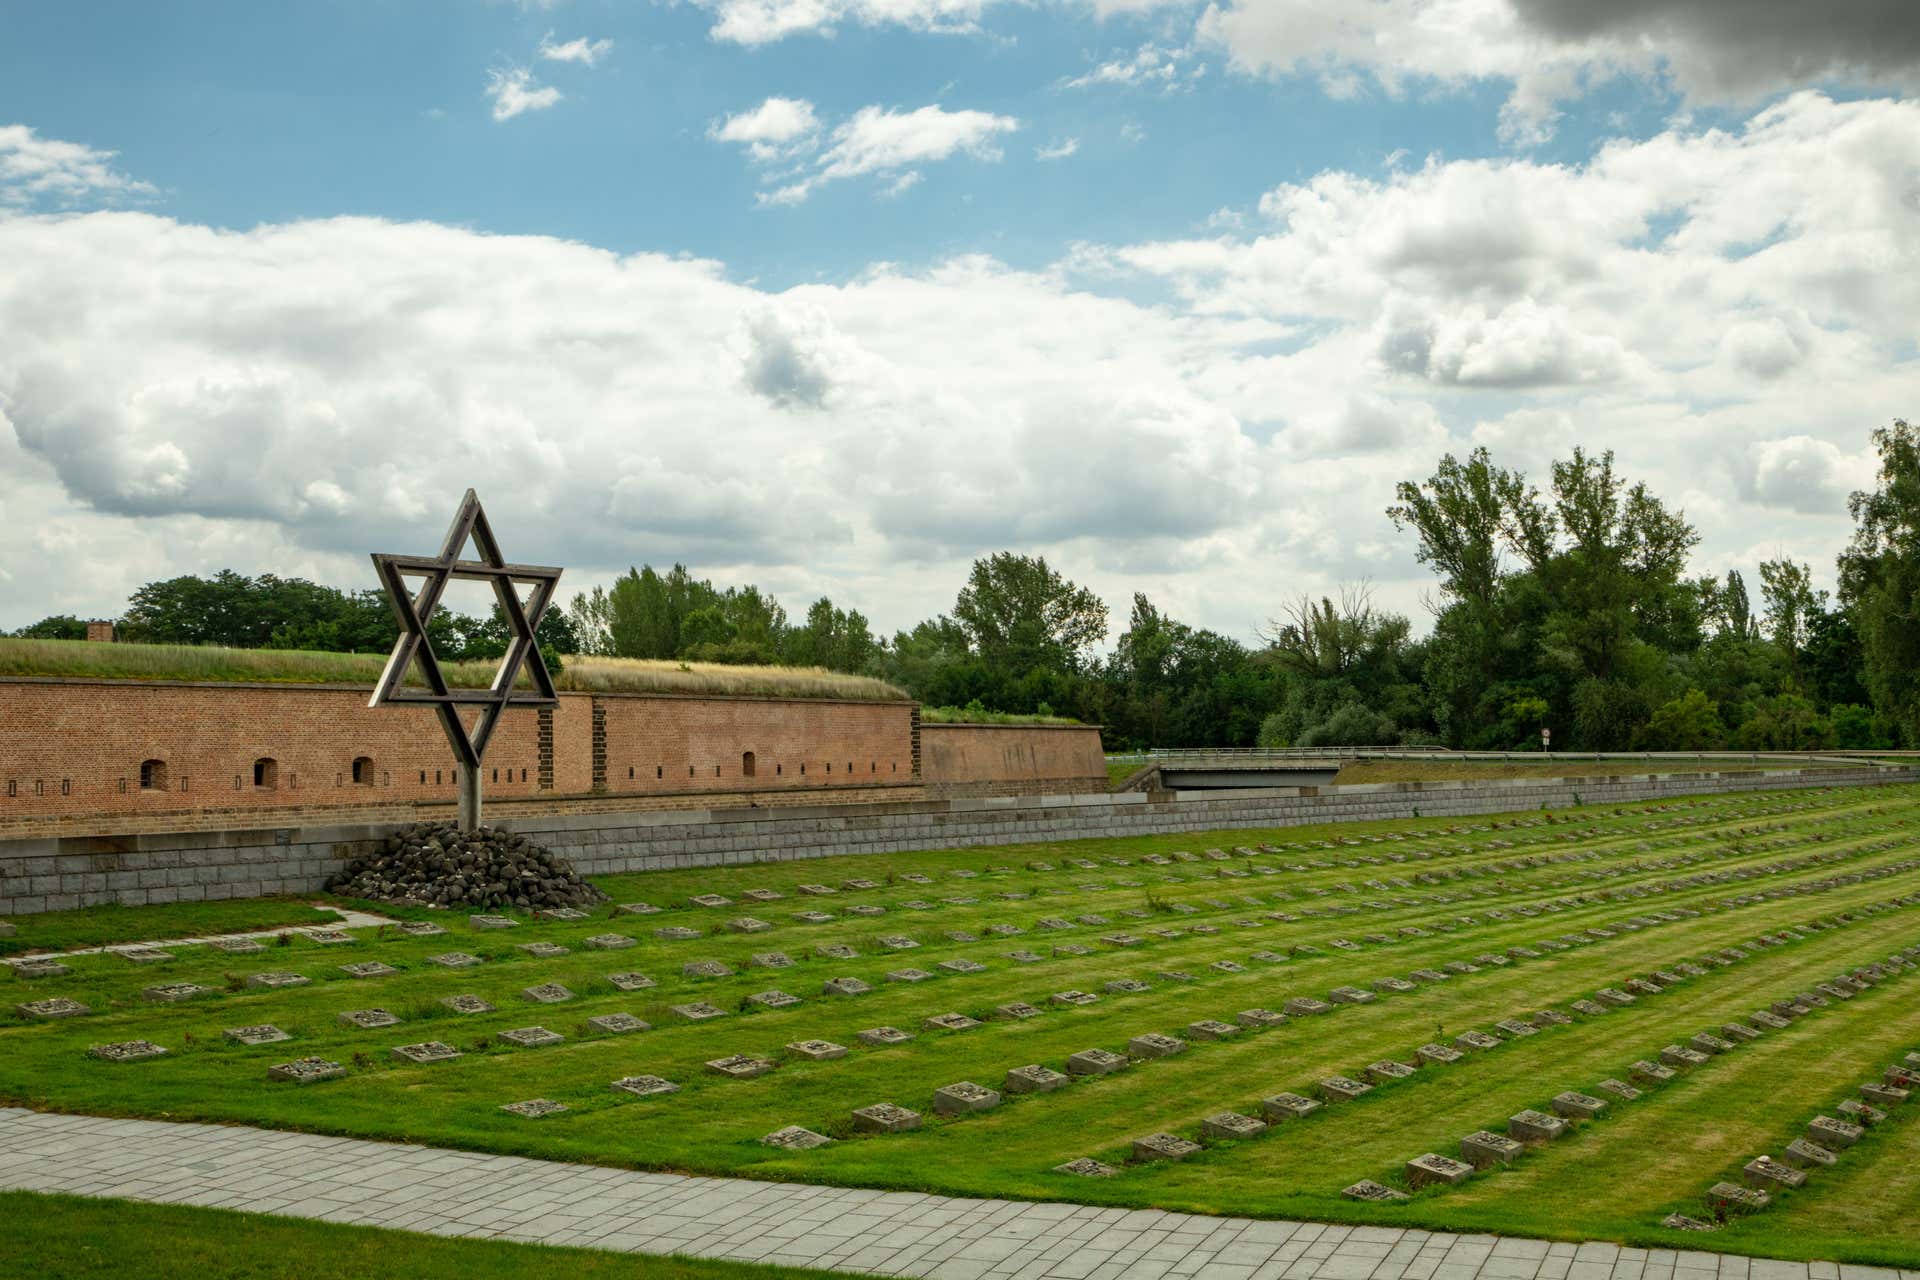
[[120, 948, 174, 964], [1004, 1064, 1068, 1094], [763, 1125, 830, 1150], [1285, 996, 1333, 1016], [612, 1075, 679, 1098], [1418, 1042, 1464, 1065], [1187, 1019, 1238, 1041], [497, 1026, 564, 1047], [822, 977, 871, 996], [939, 958, 986, 974], [1409, 968, 1449, 983], [1365, 1060, 1417, 1083], [1595, 1078, 1641, 1101], [749, 990, 802, 1009], [934, 1081, 1001, 1115], [1456, 1031, 1501, 1051], [1129, 1033, 1185, 1059], [670, 1003, 728, 1021], [1067, 1048, 1128, 1076], [470, 915, 517, 930], [817, 945, 859, 961], [338, 1009, 401, 1029], [143, 983, 210, 1003], [751, 952, 794, 969], [1509, 1109, 1568, 1142], [1749, 1010, 1792, 1029], [683, 960, 734, 978], [858, 1026, 913, 1046], [923, 1012, 981, 1031], [1209, 959, 1245, 974], [1238, 1008, 1287, 1028], [589, 1013, 649, 1034], [89, 1039, 168, 1063], [1373, 977, 1416, 994], [18, 997, 90, 1019], [222, 1024, 289, 1045], [1551, 1091, 1609, 1119], [1596, 988, 1636, 1006], [846, 905, 886, 918], [1052, 990, 1099, 1006], [517, 943, 569, 960], [429, 952, 483, 968], [708, 1053, 776, 1079], [852, 1102, 921, 1133], [212, 937, 267, 954], [1342, 1180, 1409, 1203], [6, 960, 69, 980], [743, 889, 784, 903], [1250, 951, 1287, 964], [606, 972, 656, 992], [267, 1056, 345, 1083], [843, 878, 880, 890], [1445, 962, 1479, 975], [1407, 1153, 1474, 1188], [728, 918, 773, 934], [1461, 1130, 1524, 1169], [340, 961, 400, 979], [1132, 1132, 1201, 1161], [1318, 1076, 1372, 1102], [1860, 1081, 1909, 1106], [1689, 1032, 1734, 1055], [1533, 1010, 1573, 1027], [392, 1041, 461, 1065], [990, 1001, 1039, 1020], [584, 934, 636, 950], [1493, 1019, 1538, 1039], [900, 873, 932, 884], [1744, 1155, 1806, 1190], [1054, 1158, 1118, 1177], [1054, 943, 1092, 956], [534, 907, 591, 922], [1203, 1112, 1267, 1140], [787, 1038, 847, 1060], [1037, 917, 1074, 931], [690, 894, 732, 908], [1631, 1059, 1677, 1084], [442, 994, 495, 1014], [655, 927, 702, 942], [1105, 978, 1150, 994], [1004, 950, 1044, 964], [501, 1099, 567, 1118], [522, 983, 574, 1003], [617, 902, 661, 915], [1570, 999, 1610, 1016], [945, 897, 979, 907], [1660, 1045, 1710, 1068], [1077, 914, 1109, 926], [1783, 1137, 1837, 1168], [794, 911, 835, 925]]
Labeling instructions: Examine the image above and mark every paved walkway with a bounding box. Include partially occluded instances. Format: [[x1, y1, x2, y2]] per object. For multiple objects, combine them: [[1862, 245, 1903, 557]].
[[7, 904, 395, 962], [0, 1109, 1906, 1280]]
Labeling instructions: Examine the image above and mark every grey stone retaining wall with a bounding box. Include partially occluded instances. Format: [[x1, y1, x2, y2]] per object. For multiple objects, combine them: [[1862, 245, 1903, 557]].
[[2, 764, 1915, 916]]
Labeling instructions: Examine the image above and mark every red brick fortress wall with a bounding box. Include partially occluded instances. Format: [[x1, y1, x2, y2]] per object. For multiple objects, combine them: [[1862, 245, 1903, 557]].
[[919, 722, 1107, 797]]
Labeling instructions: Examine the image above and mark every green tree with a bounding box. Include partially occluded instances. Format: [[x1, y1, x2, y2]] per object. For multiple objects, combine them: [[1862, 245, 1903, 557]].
[[1758, 557, 1825, 667], [11, 615, 89, 640], [952, 552, 1108, 677], [1838, 420, 1920, 746], [1639, 689, 1727, 750]]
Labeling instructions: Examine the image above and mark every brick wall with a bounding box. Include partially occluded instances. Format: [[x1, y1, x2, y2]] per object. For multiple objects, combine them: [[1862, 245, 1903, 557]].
[[0, 678, 918, 827], [4, 763, 1913, 915], [919, 723, 1107, 797]]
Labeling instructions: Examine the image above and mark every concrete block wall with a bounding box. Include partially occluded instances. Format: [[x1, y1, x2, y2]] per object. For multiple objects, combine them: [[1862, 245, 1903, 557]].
[[2, 762, 1914, 915]]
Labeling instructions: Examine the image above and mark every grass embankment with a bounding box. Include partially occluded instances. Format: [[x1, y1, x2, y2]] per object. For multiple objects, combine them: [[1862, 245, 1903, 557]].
[[0, 898, 340, 958], [0, 639, 907, 701], [921, 705, 1081, 725], [0, 1191, 838, 1280], [4, 783, 1919, 1264], [1331, 758, 1856, 785]]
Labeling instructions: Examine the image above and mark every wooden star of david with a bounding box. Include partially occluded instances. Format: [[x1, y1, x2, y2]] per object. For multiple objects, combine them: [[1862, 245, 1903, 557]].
[[368, 489, 563, 770]]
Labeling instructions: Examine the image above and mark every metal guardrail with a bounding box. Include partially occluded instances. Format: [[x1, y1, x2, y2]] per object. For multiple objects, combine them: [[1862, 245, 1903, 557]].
[[1106, 747, 1886, 766]]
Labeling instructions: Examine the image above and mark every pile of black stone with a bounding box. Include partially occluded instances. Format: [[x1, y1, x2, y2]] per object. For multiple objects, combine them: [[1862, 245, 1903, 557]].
[[326, 823, 606, 911]]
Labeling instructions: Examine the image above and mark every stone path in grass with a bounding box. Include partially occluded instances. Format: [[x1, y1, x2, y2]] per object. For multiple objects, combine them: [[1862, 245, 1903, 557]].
[[15, 905, 396, 961], [2, 1110, 1909, 1280]]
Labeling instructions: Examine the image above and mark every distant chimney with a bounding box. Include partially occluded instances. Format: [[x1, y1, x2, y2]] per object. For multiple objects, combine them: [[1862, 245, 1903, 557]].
[[86, 620, 115, 643]]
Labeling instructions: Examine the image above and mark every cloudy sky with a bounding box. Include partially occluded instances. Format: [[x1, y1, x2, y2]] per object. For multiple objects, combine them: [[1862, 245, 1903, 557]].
[[1, 1, 1916, 644]]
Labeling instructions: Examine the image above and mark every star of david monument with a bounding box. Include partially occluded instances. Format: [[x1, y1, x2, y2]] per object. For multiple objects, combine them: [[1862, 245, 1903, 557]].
[[368, 490, 563, 831]]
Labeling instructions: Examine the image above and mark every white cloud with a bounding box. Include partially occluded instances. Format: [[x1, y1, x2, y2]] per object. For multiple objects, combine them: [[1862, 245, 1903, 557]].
[[1196, 0, 1920, 144], [1036, 137, 1080, 161], [698, 0, 998, 46], [0, 124, 155, 207], [731, 103, 1018, 204], [485, 68, 562, 121], [1063, 43, 1201, 91], [709, 97, 821, 162], [1, 94, 1915, 641], [538, 33, 614, 66]]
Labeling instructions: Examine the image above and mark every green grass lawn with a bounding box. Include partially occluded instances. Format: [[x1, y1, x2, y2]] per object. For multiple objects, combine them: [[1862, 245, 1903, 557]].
[[0, 897, 342, 958], [5, 782, 1920, 1267], [0, 1190, 840, 1280]]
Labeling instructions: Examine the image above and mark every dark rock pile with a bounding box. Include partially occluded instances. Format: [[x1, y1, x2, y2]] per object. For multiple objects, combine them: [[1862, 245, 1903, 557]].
[[326, 823, 606, 911]]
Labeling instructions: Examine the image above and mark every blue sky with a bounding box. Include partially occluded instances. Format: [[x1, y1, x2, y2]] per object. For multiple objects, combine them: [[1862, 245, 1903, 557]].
[[0, 1, 1915, 640]]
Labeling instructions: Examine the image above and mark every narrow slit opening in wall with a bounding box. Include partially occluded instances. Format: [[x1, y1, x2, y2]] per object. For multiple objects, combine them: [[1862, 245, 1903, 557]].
[[628, 765, 634, 779], [419, 770, 427, 785], [61, 777, 70, 796], [655, 764, 662, 779], [492, 767, 498, 783]]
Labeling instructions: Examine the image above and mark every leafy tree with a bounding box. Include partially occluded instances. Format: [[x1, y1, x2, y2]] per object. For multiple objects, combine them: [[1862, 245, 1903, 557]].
[[12, 615, 89, 640], [1757, 558, 1825, 666], [952, 553, 1108, 677], [1639, 689, 1726, 750], [1838, 420, 1920, 746], [783, 598, 876, 673]]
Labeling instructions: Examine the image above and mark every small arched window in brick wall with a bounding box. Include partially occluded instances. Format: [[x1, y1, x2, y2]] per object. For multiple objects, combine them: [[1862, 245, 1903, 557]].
[[253, 758, 278, 789], [742, 751, 756, 778], [352, 757, 374, 785], [140, 759, 168, 791]]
